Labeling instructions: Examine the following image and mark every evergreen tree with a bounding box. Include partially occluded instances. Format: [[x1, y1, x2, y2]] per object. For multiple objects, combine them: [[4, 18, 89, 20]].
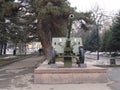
[[31, 0, 93, 60], [31, 0, 75, 60], [110, 12, 120, 52], [100, 30, 112, 52], [0, 0, 24, 55], [0, 0, 20, 55], [84, 29, 98, 51], [0, 0, 94, 58]]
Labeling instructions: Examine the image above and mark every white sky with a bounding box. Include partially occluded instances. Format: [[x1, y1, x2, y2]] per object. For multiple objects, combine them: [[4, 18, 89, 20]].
[[68, 0, 120, 15]]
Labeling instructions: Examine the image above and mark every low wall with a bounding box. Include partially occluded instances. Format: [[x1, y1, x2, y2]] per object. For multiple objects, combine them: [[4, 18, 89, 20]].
[[34, 62, 108, 84]]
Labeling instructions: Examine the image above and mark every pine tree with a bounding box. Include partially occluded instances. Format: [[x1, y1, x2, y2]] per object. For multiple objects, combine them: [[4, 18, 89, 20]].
[[31, 0, 75, 60], [110, 12, 120, 52], [31, 0, 93, 60], [84, 29, 98, 51], [0, 0, 20, 55], [100, 30, 112, 52]]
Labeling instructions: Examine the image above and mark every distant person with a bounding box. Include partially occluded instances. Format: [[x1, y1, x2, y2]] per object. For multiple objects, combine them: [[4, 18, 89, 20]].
[[13, 49, 17, 55], [38, 48, 43, 55]]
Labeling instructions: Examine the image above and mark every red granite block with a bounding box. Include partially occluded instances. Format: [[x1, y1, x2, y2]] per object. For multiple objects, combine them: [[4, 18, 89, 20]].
[[34, 66, 108, 84]]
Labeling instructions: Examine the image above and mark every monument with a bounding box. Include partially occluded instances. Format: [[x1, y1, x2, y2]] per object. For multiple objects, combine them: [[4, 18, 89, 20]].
[[34, 14, 108, 84]]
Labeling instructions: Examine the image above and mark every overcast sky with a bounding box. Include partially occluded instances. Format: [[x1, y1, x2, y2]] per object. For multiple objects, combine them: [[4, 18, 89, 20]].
[[68, 0, 120, 15]]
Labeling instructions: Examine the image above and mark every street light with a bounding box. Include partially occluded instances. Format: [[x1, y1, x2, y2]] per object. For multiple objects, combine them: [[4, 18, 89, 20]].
[[96, 24, 99, 60]]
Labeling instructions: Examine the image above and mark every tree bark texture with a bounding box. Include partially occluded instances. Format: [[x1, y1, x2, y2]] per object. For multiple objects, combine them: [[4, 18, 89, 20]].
[[38, 18, 52, 60]]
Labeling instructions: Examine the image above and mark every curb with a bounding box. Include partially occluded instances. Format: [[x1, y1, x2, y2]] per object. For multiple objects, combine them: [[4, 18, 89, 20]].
[[94, 64, 120, 68]]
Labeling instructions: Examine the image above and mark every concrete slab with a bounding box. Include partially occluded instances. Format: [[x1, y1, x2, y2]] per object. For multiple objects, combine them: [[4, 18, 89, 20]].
[[34, 61, 108, 84]]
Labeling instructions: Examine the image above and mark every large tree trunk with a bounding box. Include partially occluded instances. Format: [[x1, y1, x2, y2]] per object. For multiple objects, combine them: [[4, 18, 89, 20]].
[[0, 42, 4, 55], [38, 19, 52, 61]]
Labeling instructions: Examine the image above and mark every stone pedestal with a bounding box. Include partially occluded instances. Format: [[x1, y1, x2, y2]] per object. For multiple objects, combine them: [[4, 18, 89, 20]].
[[34, 62, 108, 84]]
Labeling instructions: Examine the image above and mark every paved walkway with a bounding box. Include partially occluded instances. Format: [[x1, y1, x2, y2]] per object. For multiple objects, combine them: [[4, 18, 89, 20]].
[[0, 54, 115, 90], [0, 55, 44, 90]]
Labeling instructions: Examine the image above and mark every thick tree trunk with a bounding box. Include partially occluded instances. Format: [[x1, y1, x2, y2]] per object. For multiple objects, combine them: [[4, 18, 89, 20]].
[[0, 42, 4, 55], [38, 19, 52, 60]]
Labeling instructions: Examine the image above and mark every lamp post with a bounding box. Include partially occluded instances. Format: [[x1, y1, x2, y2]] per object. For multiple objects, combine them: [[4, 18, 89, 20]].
[[96, 24, 99, 60]]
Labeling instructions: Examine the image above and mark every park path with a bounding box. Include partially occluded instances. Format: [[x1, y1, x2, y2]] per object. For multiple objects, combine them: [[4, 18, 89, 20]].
[[0, 54, 112, 90], [0, 55, 44, 90]]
